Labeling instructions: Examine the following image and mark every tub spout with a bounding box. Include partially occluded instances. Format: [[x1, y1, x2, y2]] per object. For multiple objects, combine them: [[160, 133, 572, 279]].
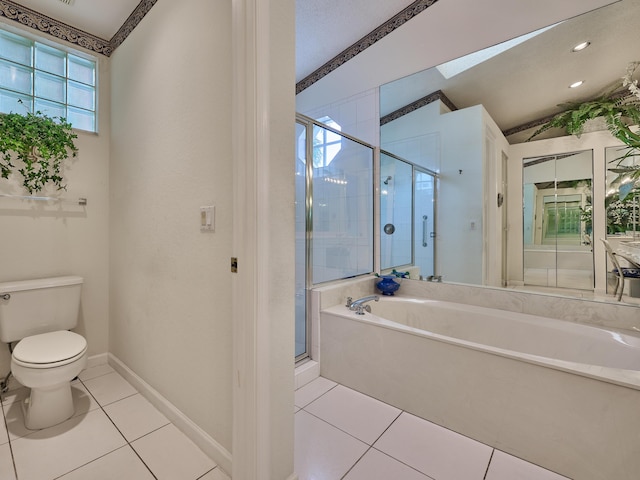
[[422, 275, 442, 282], [349, 295, 379, 315]]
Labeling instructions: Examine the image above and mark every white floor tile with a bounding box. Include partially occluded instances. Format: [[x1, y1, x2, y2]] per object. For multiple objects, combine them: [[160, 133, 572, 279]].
[[295, 410, 368, 480], [0, 443, 16, 480], [57, 445, 155, 480], [374, 412, 492, 480], [1, 386, 28, 407], [11, 409, 126, 479], [103, 393, 170, 442], [132, 424, 216, 480], [295, 376, 337, 408], [486, 450, 570, 480], [197, 467, 231, 480], [78, 363, 116, 381], [4, 382, 98, 440], [344, 448, 433, 480], [82, 371, 137, 406], [305, 385, 401, 444]]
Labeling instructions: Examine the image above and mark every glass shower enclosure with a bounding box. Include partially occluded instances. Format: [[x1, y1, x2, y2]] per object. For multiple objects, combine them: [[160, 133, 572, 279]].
[[380, 151, 437, 279], [295, 115, 375, 362]]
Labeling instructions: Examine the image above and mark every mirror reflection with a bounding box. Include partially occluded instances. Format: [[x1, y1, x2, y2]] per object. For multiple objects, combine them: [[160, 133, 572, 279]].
[[522, 151, 593, 290], [379, 0, 640, 305]]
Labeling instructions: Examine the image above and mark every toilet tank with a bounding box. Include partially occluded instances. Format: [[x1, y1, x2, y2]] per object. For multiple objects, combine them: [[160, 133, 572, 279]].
[[0, 276, 83, 343]]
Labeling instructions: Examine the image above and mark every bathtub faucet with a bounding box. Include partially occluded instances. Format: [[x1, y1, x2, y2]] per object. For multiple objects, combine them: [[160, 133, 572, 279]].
[[423, 275, 442, 282], [348, 295, 379, 315]]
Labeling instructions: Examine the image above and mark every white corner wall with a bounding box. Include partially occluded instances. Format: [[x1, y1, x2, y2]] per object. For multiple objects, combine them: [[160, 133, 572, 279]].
[[0, 22, 111, 381], [381, 102, 486, 284], [109, 0, 234, 457]]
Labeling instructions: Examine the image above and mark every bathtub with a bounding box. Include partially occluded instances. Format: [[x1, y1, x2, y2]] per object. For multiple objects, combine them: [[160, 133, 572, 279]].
[[320, 296, 640, 480]]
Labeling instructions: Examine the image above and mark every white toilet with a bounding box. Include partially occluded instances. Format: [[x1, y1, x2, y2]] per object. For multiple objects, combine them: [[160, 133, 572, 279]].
[[0, 276, 87, 430]]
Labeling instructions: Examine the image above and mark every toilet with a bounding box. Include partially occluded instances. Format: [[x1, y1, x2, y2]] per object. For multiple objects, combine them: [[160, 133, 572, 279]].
[[0, 276, 87, 430]]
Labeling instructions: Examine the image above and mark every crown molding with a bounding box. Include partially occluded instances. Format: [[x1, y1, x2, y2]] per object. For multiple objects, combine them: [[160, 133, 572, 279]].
[[296, 0, 440, 95], [0, 0, 157, 57], [0, 0, 112, 55], [110, 0, 156, 51], [380, 89, 457, 126]]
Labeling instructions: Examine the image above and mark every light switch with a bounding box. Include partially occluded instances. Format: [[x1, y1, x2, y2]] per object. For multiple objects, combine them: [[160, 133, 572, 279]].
[[200, 205, 215, 231]]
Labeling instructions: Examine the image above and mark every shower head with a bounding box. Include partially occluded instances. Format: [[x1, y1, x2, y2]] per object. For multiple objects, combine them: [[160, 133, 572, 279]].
[[383, 176, 392, 185]]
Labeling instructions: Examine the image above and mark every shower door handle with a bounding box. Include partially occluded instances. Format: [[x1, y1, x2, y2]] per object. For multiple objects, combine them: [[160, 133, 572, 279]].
[[422, 215, 428, 247]]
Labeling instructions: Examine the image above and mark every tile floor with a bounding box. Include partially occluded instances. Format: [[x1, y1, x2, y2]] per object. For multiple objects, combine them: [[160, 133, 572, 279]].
[[0, 365, 574, 480], [295, 376, 572, 480], [0, 363, 229, 480]]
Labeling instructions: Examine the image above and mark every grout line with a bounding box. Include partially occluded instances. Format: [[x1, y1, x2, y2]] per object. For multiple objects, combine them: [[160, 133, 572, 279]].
[[370, 409, 402, 446], [78, 376, 159, 480], [483, 449, 495, 479], [369, 447, 437, 480], [339, 445, 372, 479], [0, 400, 19, 480], [300, 409, 369, 446], [296, 381, 339, 409]]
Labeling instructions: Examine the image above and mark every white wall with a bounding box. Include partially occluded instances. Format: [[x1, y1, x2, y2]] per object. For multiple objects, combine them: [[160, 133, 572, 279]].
[[382, 101, 489, 284], [299, 88, 379, 146], [109, 0, 234, 457], [0, 20, 111, 383]]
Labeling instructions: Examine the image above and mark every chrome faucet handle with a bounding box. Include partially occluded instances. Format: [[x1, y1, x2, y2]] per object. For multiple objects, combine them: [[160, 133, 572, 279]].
[[346, 297, 353, 307]]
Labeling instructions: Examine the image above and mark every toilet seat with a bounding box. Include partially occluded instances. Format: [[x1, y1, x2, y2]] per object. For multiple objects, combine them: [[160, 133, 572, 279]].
[[12, 331, 87, 369]]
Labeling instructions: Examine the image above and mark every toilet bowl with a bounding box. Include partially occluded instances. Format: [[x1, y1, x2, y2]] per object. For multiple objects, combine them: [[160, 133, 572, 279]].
[[11, 330, 88, 430]]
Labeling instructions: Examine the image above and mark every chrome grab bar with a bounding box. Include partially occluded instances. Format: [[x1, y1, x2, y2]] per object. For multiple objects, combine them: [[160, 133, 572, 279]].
[[422, 215, 428, 247]]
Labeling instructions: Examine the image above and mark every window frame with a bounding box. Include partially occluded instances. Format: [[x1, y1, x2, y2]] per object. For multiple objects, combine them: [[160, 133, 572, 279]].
[[0, 25, 98, 133]]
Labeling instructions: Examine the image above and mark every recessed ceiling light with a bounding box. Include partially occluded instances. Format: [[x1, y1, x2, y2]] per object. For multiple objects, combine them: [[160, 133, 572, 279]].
[[572, 41, 590, 52], [569, 80, 584, 88]]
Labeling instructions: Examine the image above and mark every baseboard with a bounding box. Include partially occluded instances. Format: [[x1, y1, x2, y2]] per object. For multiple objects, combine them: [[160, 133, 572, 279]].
[[86, 352, 108, 369], [107, 353, 232, 475], [294, 360, 319, 389]]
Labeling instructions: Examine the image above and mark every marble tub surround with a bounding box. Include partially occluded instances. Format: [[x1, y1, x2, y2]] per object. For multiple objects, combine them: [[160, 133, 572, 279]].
[[399, 279, 640, 333], [314, 274, 640, 334]]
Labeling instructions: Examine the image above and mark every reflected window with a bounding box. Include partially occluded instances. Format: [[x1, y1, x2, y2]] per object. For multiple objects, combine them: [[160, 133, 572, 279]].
[[313, 116, 341, 168]]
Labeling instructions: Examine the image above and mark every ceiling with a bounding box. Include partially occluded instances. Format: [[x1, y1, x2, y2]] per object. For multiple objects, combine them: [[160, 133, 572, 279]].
[[7, 0, 630, 143], [13, 0, 140, 39], [295, 0, 624, 143], [379, 0, 639, 143], [295, 0, 416, 83]]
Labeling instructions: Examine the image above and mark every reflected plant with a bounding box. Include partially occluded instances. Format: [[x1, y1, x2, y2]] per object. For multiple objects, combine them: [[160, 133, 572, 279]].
[[605, 195, 639, 234], [528, 62, 640, 169]]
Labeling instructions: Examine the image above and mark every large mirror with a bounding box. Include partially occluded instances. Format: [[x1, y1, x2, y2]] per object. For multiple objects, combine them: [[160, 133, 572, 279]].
[[523, 151, 593, 290], [379, 0, 640, 305]]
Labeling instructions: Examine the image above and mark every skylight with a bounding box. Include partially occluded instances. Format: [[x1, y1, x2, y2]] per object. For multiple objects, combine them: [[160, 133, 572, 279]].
[[435, 23, 561, 80]]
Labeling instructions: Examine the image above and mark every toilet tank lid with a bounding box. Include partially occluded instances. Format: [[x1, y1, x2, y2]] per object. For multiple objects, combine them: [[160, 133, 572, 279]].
[[0, 276, 83, 294]]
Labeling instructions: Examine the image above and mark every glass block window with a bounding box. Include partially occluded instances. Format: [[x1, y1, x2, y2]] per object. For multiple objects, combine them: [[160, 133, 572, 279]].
[[0, 29, 96, 132]]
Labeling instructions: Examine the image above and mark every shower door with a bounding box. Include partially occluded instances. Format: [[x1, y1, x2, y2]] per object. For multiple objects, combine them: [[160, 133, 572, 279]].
[[380, 151, 437, 278], [414, 168, 436, 278], [294, 121, 308, 360]]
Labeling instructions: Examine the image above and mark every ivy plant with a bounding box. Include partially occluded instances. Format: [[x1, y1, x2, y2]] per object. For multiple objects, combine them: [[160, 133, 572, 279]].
[[528, 62, 640, 184], [0, 106, 78, 194]]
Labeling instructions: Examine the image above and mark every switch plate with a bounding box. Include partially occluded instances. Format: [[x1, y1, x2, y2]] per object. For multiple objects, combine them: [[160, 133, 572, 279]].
[[200, 206, 215, 231]]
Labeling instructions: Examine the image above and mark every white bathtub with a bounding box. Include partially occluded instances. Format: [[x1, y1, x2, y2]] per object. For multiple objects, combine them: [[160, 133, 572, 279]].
[[320, 296, 640, 480]]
